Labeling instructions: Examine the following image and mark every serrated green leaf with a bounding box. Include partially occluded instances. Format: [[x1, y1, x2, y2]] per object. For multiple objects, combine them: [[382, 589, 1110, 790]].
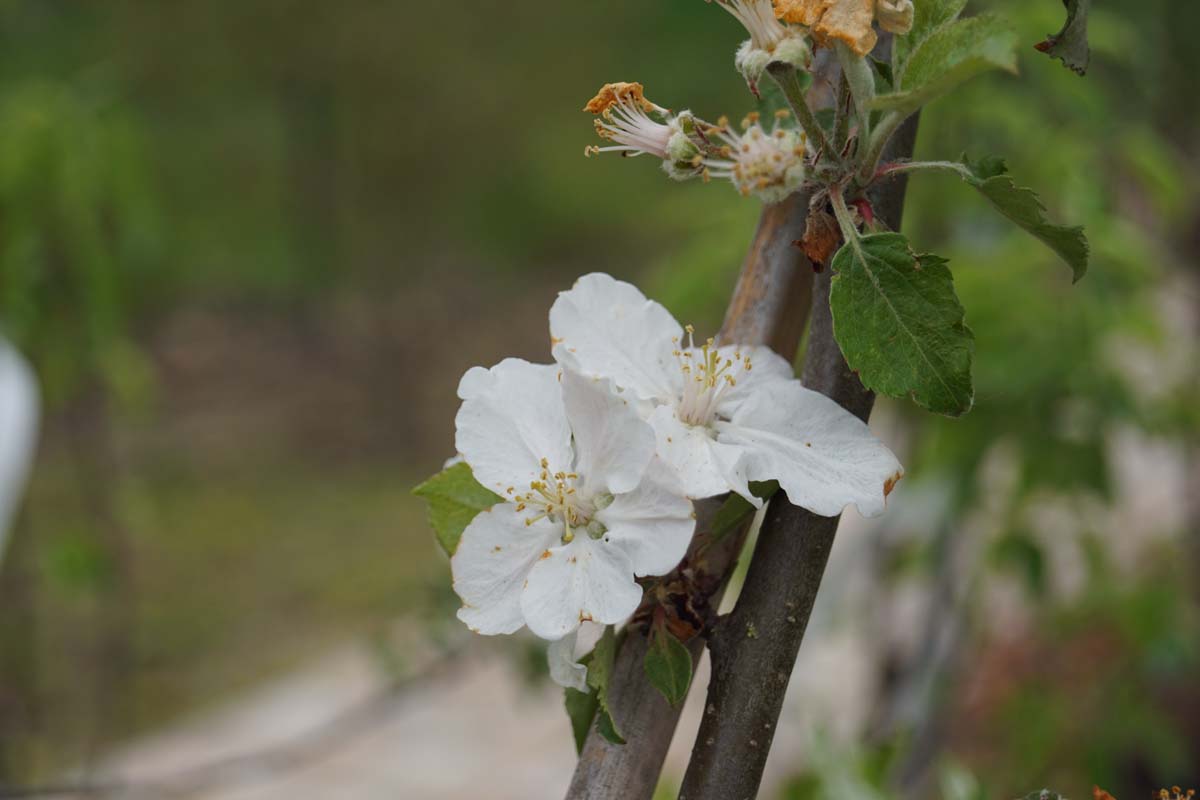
[[411, 462, 503, 556], [644, 627, 693, 707], [830, 233, 975, 416], [873, 14, 1017, 117], [1035, 0, 1090, 75], [959, 155, 1089, 282], [586, 626, 626, 745], [564, 686, 599, 754]]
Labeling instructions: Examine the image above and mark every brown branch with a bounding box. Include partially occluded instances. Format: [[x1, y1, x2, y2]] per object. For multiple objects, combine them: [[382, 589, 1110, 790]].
[[564, 191, 816, 800], [677, 112, 920, 800]]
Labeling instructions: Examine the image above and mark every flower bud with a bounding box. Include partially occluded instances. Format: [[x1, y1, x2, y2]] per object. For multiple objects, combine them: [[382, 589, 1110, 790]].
[[710, 0, 812, 92]]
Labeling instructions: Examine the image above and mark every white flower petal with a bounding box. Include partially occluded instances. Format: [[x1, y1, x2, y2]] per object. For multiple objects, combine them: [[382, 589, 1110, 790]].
[[715, 381, 904, 518], [550, 273, 682, 402], [649, 405, 755, 504], [0, 338, 38, 558], [455, 358, 572, 495], [560, 367, 655, 496], [520, 537, 642, 640], [547, 631, 588, 692], [598, 458, 695, 576], [713, 344, 795, 413], [451, 504, 559, 635]]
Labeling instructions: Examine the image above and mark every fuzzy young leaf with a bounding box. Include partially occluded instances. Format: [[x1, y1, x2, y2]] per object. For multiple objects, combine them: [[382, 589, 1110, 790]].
[[564, 685, 599, 755], [586, 626, 626, 745], [960, 155, 1089, 282], [893, 0, 967, 69], [830, 233, 974, 416], [1035, 0, 1091, 75], [644, 626, 693, 707], [873, 14, 1017, 117], [412, 462, 503, 556]]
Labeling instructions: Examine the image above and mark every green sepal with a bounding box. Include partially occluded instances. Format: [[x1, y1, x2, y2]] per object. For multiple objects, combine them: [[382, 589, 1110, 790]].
[[587, 626, 626, 745], [643, 624, 693, 707], [411, 462, 503, 556], [564, 684, 599, 755]]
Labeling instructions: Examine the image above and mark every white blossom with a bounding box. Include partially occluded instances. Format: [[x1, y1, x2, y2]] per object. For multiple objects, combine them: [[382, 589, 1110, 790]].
[[0, 336, 38, 563], [550, 273, 904, 517], [451, 358, 695, 642]]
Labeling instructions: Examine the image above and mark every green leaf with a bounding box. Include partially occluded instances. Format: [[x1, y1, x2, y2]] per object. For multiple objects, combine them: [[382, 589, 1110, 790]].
[[709, 493, 755, 545], [586, 626, 626, 745], [830, 233, 975, 416], [959, 154, 1089, 282], [1035, 0, 1091, 75], [411, 462, 503, 556], [644, 626, 693, 707], [893, 0, 967, 69], [564, 686, 599, 755], [872, 14, 1017, 117], [707, 481, 779, 546]]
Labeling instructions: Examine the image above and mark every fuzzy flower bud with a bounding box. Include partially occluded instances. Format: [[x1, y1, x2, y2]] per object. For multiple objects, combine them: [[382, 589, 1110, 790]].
[[708, 0, 811, 93], [584, 82, 702, 181], [702, 111, 808, 203]]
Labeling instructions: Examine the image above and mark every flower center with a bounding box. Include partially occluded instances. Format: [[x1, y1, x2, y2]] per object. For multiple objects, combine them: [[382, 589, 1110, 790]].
[[513, 458, 598, 543], [703, 115, 807, 202], [673, 325, 753, 427]]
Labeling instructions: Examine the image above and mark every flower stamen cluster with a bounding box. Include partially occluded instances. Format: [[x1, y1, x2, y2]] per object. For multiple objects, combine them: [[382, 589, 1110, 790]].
[[673, 325, 754, 427], [702, 111, 809, 202], [583, 82, 701, 180], [512, 458, 600, 542]]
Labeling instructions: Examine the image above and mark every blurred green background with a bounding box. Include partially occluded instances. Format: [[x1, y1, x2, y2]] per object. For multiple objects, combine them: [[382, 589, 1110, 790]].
[[0, 0, 1197, 797]]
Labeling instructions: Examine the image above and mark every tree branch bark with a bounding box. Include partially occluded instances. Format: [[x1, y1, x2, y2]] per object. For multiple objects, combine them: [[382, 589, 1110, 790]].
[[677, 112, 920, 800], [565, 190, 816, 800]]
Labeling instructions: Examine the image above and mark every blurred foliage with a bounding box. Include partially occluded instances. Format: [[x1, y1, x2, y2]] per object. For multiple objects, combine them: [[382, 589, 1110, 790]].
[[0, 78, 162, 408]]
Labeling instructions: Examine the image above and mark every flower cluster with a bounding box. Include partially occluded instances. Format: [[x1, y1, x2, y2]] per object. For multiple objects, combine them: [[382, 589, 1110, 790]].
[[450, 273, 902, 687], [584, 83, 811, 203]]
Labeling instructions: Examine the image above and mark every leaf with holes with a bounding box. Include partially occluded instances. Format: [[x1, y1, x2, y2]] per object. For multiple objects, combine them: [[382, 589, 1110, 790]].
[[412, 462, 503, 556], [830, 233, 974, 416]]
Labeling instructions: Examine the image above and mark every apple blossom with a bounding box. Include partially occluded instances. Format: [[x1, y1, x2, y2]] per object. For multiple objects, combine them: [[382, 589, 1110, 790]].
[[550, 273, 903, 517], [451, 358, 695, 642]]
